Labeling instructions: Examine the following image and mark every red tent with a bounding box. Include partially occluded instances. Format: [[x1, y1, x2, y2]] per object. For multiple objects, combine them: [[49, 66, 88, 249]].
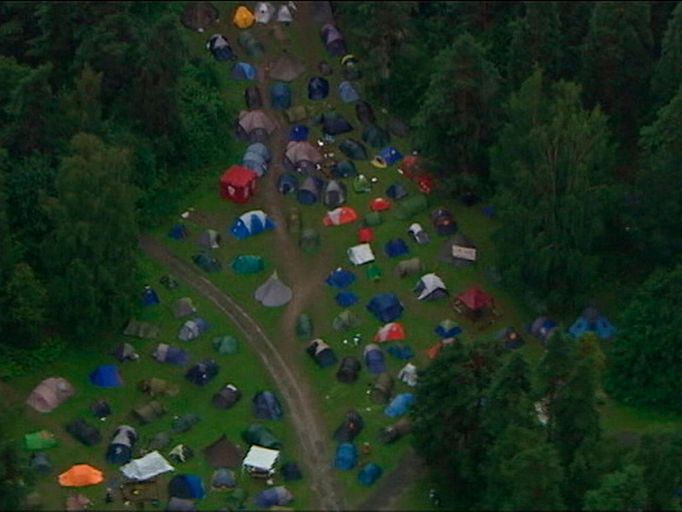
[[457, 286, 494, 312], [370, 197, 391, 212], [357, 227, 374, 243], [374, 322, 405, 342], [220, 166, 257, 204]]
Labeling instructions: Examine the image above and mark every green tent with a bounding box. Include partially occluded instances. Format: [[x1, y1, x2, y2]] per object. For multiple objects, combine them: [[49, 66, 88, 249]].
[[24, 430, 58, 451], [364, 212, 383, 227], [241, 423, 282, 449], [393, 194, 428, 220], [366, 264, 382, 282], [238, 31, 264, 59], [213, 335, 239, 355], [299, 228, 320, 253], [353, 174, 371, 193], [296, 314, 313, 339], [123, 319, 161, 339], [231, 255, 265, 275], [333, 310, 360, 331], [193, 252, 222, 273]]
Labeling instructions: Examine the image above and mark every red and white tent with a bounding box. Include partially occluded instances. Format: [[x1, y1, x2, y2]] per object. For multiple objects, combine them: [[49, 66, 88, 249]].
[[323, 206, 358, 226], [374, 322, 405, 342]]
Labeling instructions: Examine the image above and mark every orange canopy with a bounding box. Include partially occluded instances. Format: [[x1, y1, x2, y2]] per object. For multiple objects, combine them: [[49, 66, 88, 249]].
[[58, 464, 104, 487], [233, 5, 255, 28]]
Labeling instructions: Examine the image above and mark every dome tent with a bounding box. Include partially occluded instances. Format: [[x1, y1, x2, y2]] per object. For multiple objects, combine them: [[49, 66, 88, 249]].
[[270, 82, 292, 110], [213, 335, 239, 355], [297, 175, 324, 205], [362, 123, 390, 149], [285, 141, 323, 172], [252, 391, 283, 420], [296, 313, 313, 339], [333, 309, 360, 331], [244, 85, 263, 109], [26, 377, 74, 413], [277, 4, 294, 23], [308, 76, 329, 100], [336, 356, 361, 383], [241, 423, 282, 449], [105, 425, 138, 465], [364, 344, 386, 374], [89, 364, 123, 388], [233, 5, 255, 29], [338, 81, 360, 103], [231, 255, 264, 274], [289, 124, 309, 142], [206, 34, 234, 61], [379, 417, 412, 444], [339, 139, 368, 160], [254, 272, 293, 307], [367, 293, 404, 323], [333, 410, 364, 442], [178, 317, 210, 341], [413, 273, 449, 301], [336, 291, 358, 307], [326, 268, 356, 289], [358, 463, 383, 486], [323, 180, 347, 209], [153, 343, 189, 366], [198, 229, 221, 249], [320, 23, 346, 56], [277, 173, 299, 195], [372, 146, 403, 168], [332, 160, 357, 178], [306, 338, 337, 368], [370, 372, 394, 404], [334, 443, 357, 470], [230, 62, 256, 80], [384, 393, 415, 418], [315, 111, 353, 136], [384, 238, 409, 258], [355, 101, 376, 125], [168, 474, 206, 500], [185, 359, 220, 387], [212, 384, 242, 409], [193, 252, 222, 273], [254, 2, 275, 24], [230, 210, 275, 240]]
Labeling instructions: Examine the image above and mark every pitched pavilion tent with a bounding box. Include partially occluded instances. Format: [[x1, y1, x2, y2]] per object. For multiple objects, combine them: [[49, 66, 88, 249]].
[[308, 76, 329, 100], [124, 319, 160, 339], [569, 306, 616, 340], [181, 2, 219, 32], [244, 85, 263, 109], [362, 123, 391, 148], [367, 293, 404, 323], [355, 101, 376, 125], [315, 111, 354, 136], [336, 356, 361, 383], [212, 383, 242, 409], [153, 343, 189, 366], [26, 377, 74, 413], [338, 80, 360, 103], [414, 273, 449, 301], [231, 255, 264, 274], [206, 34, 234, 61], [230, 62, 256, 80], [439, 233, 478, 266], [284, 141, 323, 171], [323, 180, 347, 208], [333, 410, 364, 442], [198, 229, 221, 249], [277, 172, 299, 195], [237, 110, 275, 141], [231, 209, 275, 240], [242, 423, 282, 449], [347, 243, 375, 265], [297, 175, 324, 205], [174, 297, 197, 319], [254, 272, 293, 307], [395, 257, 423, 278], [254, 2, 275, 23], [232, 5, 255, 29], [203, 435, 244, 469], [121, 451, 175, 481], [320, 23, 346, 56], [370, 372, 393, 405], [252, 391, 283, 420], [339, 139, 368, 160], [270, 81, 292, 110], [306, 338, 338, 368], [268, 54, 306, 82]]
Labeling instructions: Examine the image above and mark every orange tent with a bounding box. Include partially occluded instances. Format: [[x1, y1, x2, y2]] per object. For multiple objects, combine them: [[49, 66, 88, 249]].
[[370, 197, 391, 212], [58, 464, 104, 487], [233, 5, 255, 28], [323, 207, 358, 226]]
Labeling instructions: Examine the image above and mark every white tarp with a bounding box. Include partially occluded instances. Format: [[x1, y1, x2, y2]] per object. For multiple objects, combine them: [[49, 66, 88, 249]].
[[120, 451, 175, 481], [347, 244, 375, 265], [242, 445, 280, 472], [452, 245, 477, 261], [415, 273, 447, 300], [398, 363, 418, 387]]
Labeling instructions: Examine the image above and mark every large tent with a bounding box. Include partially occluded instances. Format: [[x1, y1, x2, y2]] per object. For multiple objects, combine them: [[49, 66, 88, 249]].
[[284, 141, 323, 172], [308, 76, 330, 100], [306, 339, 337, 368], [362, 124, 390, 148], [231, 210, 275, 240], [231, 255, 264, 274], [237, 110, 275, 141], [206, 34, 234, 61], [414, 273, 449, 301], [339, 139, 368, 160], [323, 180, 347, 209], [568, 306, 616, 340], [181, 2, 219, 31], [58, 464, 104, 487], [26, 377, 74, 413], [268, 54, 306, 82], [242, 424, 282, 449], [320, 23, 346, 56], [270, 81, 292, 110], [336, 356, 361, 383], [315, 111, 353, 136], [364, 344, 387, 374], [367, 293, 404, 323], [296, 175, 324, 205], [121, 451, 175, 481], [254, 272, 293, 307], [347, 243, 375, 265], [203, 435, 243, 469], [324, 206, 359, 226], [252, 391, 283, 420]]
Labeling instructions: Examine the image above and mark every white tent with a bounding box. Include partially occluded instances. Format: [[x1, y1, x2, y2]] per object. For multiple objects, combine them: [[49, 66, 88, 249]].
[[407, 223, 430, 245], [347, 243, 375, 266], [398, 363, 418, 387], [276, 4, 294, 22], [255, 2, 276, 23], [414, 273, 448, 300], [120, 451, 175, 481], [254, 271, 293, 307], [242, 445, 280, 474]]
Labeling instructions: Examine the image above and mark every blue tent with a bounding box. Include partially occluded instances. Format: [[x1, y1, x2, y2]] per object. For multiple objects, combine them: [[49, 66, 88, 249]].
[[384, 393, 415, 418], [387, 344, 414, 360], [308, 77, 329, 100], [252, 391, 283, 420], [367, 293, 404, 323], [334, 443, 357, 470], [386, 183, 408, 200], [270, 82, 292, 110], [528, 316, 558, 344], [338, 81, 360, 103], [206, 34, 234, 61], [168, 223, 188, 240], [89, 364, 123, 388], [253, 487, 293, 508], [364, 345, 386, 374], [154, 344, 189, 366], [373, 147, 403, 168], [230, 62, 256, 80], [358, 463, 383, 486], [169, 474, 205, 500], [242, 150, 267, 177], [277, 173, 298, 195], [230, 210, 275, 240], [289, 125, 309, 142], [245, 142, 271, 162], [336, 291, 358, 308], [142, 287, 160, 306], [384, 239, 409, 258], [434, 320, 462, 339], [568, 307, 616, 340], [326, 269, 356, 289]]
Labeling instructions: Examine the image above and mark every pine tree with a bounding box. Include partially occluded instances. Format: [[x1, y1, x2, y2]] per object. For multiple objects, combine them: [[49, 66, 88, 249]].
[[584, 464, 648, 511], [2, 263, 47, 347], [651, 3, 682, 108], [0, 406, 31, 509]]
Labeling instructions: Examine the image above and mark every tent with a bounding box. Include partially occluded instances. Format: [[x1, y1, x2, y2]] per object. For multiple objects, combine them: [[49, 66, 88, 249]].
[[243, 445, 280, 476], [334, 443, 357, 471], [254, 272, 293, 307], [231, 210, 275, 240], [270, 82, 292, 110], [206, 34, 234, 61], [237, 110, 275, 141], [168, 444, 194, 464], [131, 401, 166, 425], [369, 372, 393, 404], [333, 410, 364, 442], [213, 335, 239, 355], [193, 252, 221, 273], [141, 430, 170, 451], [358, 227, 374, 243], [323, 180, 347, 209], [242, 149, 268, 177], [58, 464, 103, 487], [324, 206, 359, 226], [245, 85, 263, 109], [242, 424, 282, 449], [282, 462, 302, 481], [320, 23, 346, 56], [24, 430, 58, 451], [167, 498, 196, 512], [285, 141, 323, 172], [30, 452, 51, 474], [26, 377, 74, 413], [385, 238, 409, 258], [106, 425, 138, 464], [342, 54, 362, 80], [362, 123, 390, 148], [367, 293, 404, 323], [168, 223, 188, 240], [142, 286, 160, 306], [332, 160, 357, 178], [178, 317, 210, 341], [398, 363, 418, 387], [358, 463, 383, 486], [336, 291, 358, 307], [387, 343, 414, 360], [384, 393, 415, 418], [172, 414, 200, 434], [230, 61, 256, 80], [289, 124, 309, 142], [374, 322, 405, 342], [395, 257, 423, 278], [231, 255, 264, 274], [372, 146, 403, 168], [203, 435, 243, 469], [277, 4, 294, 23], [296, 313, 313, 339], [497, 326, 525, 350], [326, 268, 356, 289], [431, 208, 457, 236], [370, 197, 391, 212], [198, 229, 221, 250], [393, 194, 428, 220], [386, 183, 408, 200], [285, 104, 314, 124], [339, 139, 368, 160], [435, 319, 462, 338], [364, 344, 386, 374], [66, 418, 101, 446], [268, 54, 305, 82], [253, 486, 293, 508], [277, 172, 299, 195], [212, 384, 242, 409], [254, 2, 275, 23], [181, 2, 219, 31], [355, 100, 376, 125], [233, 5, 255, 28], [366, 264, 382, 282], [245, 140, 271, 162], [121, 451, 174, 481], [318, 60, 333, 76], [211, 468, 236, 489], [408, 223, 430, 245], [160, 274, 179, 290], [306, 339, 337, 368], [363, 211, 383, 226], [528, 316, 558, 344], [153, 343, 189, 366], [347, 243, 375, 265], [414, 273, 449, 301], [169, 475, 205, 500], [220, 165, 258, 204], [124, 319, 160, 339], [379, 417, 412, 444], [299, 228, 321, 253], [456, 287, 495, 319], [252, 391, 283, 420], [569, 306, 616, 340], [308, 76, 330, 100], [315, 111, 353, 136], [338, 81, 360, 103], [89, 365, 122, 388], [65, 494, 91, 511], [297, 175, 324, 205], [336, 356, 361, 383], [174, 297, 197, 318], [185, 359, 220, 387], [138, 378, 179, 398], [238, 30, 264, 58]]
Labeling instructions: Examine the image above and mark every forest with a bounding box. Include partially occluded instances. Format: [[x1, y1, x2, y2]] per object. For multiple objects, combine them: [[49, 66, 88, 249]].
[[0, 1, 681, 510]]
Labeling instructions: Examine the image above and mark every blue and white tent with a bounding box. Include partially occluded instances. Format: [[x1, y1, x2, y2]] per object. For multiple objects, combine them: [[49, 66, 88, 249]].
[[326, 269, 356, 289], [206, 34, 234, 61], [372, 146, 403, 168], [142, 286, 160, 306], [230, 210, 275, 240], [230, 62, 256, 80]]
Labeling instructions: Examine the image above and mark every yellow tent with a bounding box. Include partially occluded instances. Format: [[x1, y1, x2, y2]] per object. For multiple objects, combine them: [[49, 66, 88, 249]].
[[58, 464, 104, 487], [233, 6, 255, 29]]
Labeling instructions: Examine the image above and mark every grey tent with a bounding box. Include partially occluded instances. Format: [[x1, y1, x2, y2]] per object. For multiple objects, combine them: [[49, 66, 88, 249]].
[[174, 298, 197, 319], [333, 410, 364, 442], [65, 418, 101, 447], [212, 383, 242, 409], [172, 414, 201, 434], [336, 356, 361, 383], [323, 180, 347, 209], [147, 432, 173, 452], [362, 124, 390, 149], [245, 85, 263, 109], [333, 310, 360, 331], [315, 111, 353, 136], [213, 335, 239, 355], [332, 160, 357, 178], [243, 142, 271, 177], [167, 498, 196, 512], [338, 81, 360, 103], [132, 402, 166, 425], [198, 229, 221, 249], [252, 391, 283, 420], [370, 372, 394, 404], [254, 272, 293, 307], [297, 175, 323, 204], [339, 139, 368, 160], [284, 141, 323, 171], [395, 258, 423, 278], [181, 2, 218, 31], [387, 182, 409, 201], [211, 468, 236, 490], [123, 320, 160, 339], [30, 452, 51, 474], [355, 101, 375, 125], [277, 172, 298, 195], [178, 318, 210, 341], [203, 435, 244, 469], [438, 234, 478, 266], [111, 342, 138, 362], [276, 4, 294, 23], [238, 31, 264, 59], [299, 228, 320, 253], [320, 23, 346, 56], [379, 417, 412, 444], [90, 399, 112, 419], [268, 54, 305, 82], [193, 252, 221, 273], [237, 109, 275, 142], [255, 1, 276, 23], [388, 117, 410, 138], [296, 314, 313, 339]]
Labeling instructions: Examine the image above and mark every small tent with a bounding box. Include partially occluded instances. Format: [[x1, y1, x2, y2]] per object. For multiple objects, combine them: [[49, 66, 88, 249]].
[[26, 377, 74, 413], [178, 317, 210, 341], [497, 326, 525, 350], [198, 229, 221, 250], [203, 435, 243, 469], [168, 223, 188, 240], [277, 4, 294, 23], [106, 425, 138, 465], [296, 313, 313, 339], [384, 393, 415, 418], [371, 146, 403, 168], [393, 194, 428, 220], [270, 82, 292, 110], [456, 286, 495, 320], [242, 149, 268, 177], [308, 76, 330, 100], [362, 124, 390, 149], [212, 384, 242, 409], [254, 486, 293, 508], [142, 286, 160, 306], [30, 452, 51, 474], [89, 365, 123, 388], [333, 310, 360, 331], [408, 223, 430, 245], [363, 211, 383, 226], [326, 268, 356, 289], [336, 356, 361, 383], [169, 475, 206, 500], [366, 264, 382, 282], [367, 293, 404, 323], [285, 104, 314, 123], [206, 34, 234, 61], [370, 197, 391, 212], [245, 85, 263, 109], [387, 343, 414, 360], [374, 322, 405, 342], [398, 363, 418, 387], [213, 335, 239, 355], [277, 173, 299, 195], [297, 175, 323, 205], [171, 414, 200, 434], [299, 228, 321, 253], [323, 180, 347, 209], [254, 2, 275, 23], [355, 101, 375, 125], [285, 141, 323, 172], [24, 430, 58, 451], [364, 344, 386, 374], [153, 343, 189, 366], [174, 297, 197, 318], [324, 206, 359, 226], [282, 462, 302, 481], [181, 2, 219, 31], [386, 183, 408, 200], [347, 243, 375, 265], [220, 165, 258, 204], [339, 139, 368, 160], [252, 391, 283, 420], [332, 160, 357, 178], [58, 464, 103, 488], [358, 463, 383, 486], [230, 62, 256, 80], [369, 372, 393, 404], [238, 31, 265, 59], [185, 359, 220, 387], [385, 238, 409, 258], [379, 417, 412, 444], [66, 418, 101, 446], [138, 378, 179, 398], [315, 111, 353, 136], [167, 498, 195, 512], [414, 273, 448, 301], [306, 339, 337, 368], [131, 401, 166, 425], [358, 227, 374, 243], [193, 252, 221, 273], [569, 306, 616, 340], [254, 272, 293, 307], [121, 451, 175, 481], [124, 319, 161, 339], [439, 233, 477, 266], [336, 291, 358, 307], [231, 210, 275, 240], [231, 255, 264, 274], [268, 54, 305, 82], [233, 6, 255, 28], [333, 410, 364, 442], [289, 124, 309, 142], [334, 443, 357, 471], [395, 257, 423, 278], [320, 23, 346, 56], [528, 316, 558, 344], [242, 424, 282, 449], [211, 468, 236, 489], [338, 81, 360, 103], [435, 319, 462, 338], [431, 208, 457, 236]]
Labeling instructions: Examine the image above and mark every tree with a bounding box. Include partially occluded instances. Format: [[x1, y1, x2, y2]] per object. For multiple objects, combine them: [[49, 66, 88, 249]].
[[632, 432, 682, 510], [605, 264, 682, 412], [0, 406, 31, 509], [556, 2, 593, 79], [0, 152, 16, 283], [2, 263, 47, 347], [584, 464, 648, 511], [651, 3, 682, 108], [413, 33, 500, 184], [490, 68, 617, 310]]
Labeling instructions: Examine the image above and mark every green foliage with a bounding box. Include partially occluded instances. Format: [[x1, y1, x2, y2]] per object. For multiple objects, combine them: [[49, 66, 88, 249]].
[[2, 263, 47, 347], [0, 337, 66, 381], [0, 405, 31, 509], [631, 432, 682, 510], [584, 464, 648, 511], [651, 3, 682, 108], [491, 68, 618, 310]]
